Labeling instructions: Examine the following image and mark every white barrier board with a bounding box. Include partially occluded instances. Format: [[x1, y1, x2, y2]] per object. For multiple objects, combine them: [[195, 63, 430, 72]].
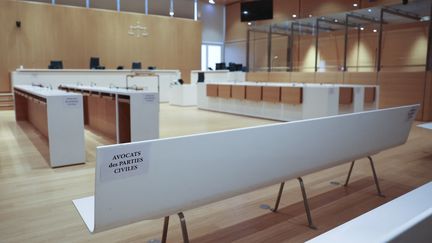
[[74, 105, 419, 233], [307, 182, 432, 243]]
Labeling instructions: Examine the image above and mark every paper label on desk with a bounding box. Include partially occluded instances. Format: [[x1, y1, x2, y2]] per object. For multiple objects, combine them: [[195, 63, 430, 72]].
[[99, 145, 150, 183], [63, 97, 81, 108], [143, 93, 157, 104]]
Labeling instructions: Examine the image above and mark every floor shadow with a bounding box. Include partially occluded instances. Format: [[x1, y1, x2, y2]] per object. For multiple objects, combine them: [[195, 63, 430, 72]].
[[192, 178, 415, 243]]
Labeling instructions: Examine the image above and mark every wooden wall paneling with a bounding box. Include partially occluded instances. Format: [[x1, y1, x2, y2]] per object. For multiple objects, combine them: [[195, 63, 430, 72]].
[[118, 99, 131, 143], [0, 1, 201, 91], [87, 95, 117, 139], [245, 86, 262, 101], [262, 86, 280, 103], [315, 72, 344, 84], [206, 84, 218, 97], [225, 2, 247, 42], [339, 87, 353, 104], [231, 85, 245, 100], [268, 72, 291, 83], [300, 0, 357, 17], [0, 1, 17, 92], [361, 0, 404, 8], [27, 99, 48, 138], [344, 72, 377, 85], [13, 92, 28, 121], [218, 84, 232, 98], [246, 72, 269, 82], [281, 87, 302, 104], [423, 71, 432, 121], [379, 71, 426, 120], [290, 72, 315, 83], [364, 87, 376, 103]]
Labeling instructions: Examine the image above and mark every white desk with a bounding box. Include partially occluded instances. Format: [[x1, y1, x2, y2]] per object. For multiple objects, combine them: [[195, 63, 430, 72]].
[[169, 84, 197, 106], [197, 82, 379, 121], [59, 84, 159, 143], [11, 69, 180, 102], [190, 70, 245, 84], [307, 182, 432, 243], [14, 85, 85, 167]]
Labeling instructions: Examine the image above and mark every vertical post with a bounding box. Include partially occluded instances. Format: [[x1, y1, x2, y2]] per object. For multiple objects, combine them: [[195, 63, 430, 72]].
[[194, 0, 198, 21], [377, 9, 384, 72], [426, 2, 432, 71], [288, 22, 294, 72], [117, 0, 120, 12], [343, 14, 349, 72], [246, 29, 250, 72], [267, 25, 273, 72], [315, 19, 319, 72], [161, 216, 170, 243], [86, 0, 90, 8], [145, 0, 148, 15], [51, 0, 55, 4]]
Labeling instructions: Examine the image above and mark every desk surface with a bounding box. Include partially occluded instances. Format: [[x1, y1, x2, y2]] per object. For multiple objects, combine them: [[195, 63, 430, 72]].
[[14, 85, 81, 98], [14, 69, 180, 74], [60, 84, 158, 96]]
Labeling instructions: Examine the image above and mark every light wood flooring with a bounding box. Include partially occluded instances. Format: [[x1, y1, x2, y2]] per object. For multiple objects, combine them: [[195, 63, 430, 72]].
[[0, 104, 431, 243]]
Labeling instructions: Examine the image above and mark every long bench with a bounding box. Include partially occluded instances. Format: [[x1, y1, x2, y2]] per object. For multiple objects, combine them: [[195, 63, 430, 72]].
[[73, 104, 419, 242]]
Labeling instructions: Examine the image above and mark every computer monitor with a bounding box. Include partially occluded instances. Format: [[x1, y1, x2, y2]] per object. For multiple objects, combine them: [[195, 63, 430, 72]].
[[197, 72, 205, 83], [132, 62, 142, 69], [216, 63, 226, 70], [48, 60, 63, 69], [90, 57, 100, 69]]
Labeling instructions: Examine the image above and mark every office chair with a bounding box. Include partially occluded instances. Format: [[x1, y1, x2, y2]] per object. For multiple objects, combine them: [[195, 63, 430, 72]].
[[90, 57, 105, 69], [48, 60, 63, 69], [132, 62, 142, 69]]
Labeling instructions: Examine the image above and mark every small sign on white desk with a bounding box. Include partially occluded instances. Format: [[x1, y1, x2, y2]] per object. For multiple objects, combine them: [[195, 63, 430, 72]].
[[63, 96, 81, 108]]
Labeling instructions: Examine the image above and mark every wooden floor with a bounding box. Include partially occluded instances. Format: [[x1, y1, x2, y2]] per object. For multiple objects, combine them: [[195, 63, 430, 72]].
[[0, 104, 431, 243]]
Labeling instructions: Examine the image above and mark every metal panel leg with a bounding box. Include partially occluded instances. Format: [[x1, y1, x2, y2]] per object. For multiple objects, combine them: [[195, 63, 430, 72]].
[[272, 182, 285, 212], [161, 216, 169, 243], [344, 161, 356, 186], [178, 212, 190, 243], [368, 156, 385, 197], [297, 177, 317, 229]]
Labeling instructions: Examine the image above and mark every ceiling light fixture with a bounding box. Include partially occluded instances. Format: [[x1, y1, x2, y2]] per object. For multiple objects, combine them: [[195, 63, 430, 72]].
[[373, 29, 377, 32], [360, 27, 365, 30], [209, 0, 215, 4], [243, 10, 248, 15], [309, 14, 312, 18], [248, 22, 252, 26], [368, 9, 372, 13], [292, 14, 297, 18], [353, 3, 358, 7]]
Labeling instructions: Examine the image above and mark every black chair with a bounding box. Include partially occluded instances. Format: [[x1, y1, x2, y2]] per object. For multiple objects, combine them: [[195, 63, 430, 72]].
[[48, 60, 63, 69], [90, 57, 105, 69], [197, 72, 205, 83], [177, 79, 184, 85], [147, 66, 156, 70], [132, 62, 142, 69], [117, 66, 124, 70], [216, 62, 226, 70]]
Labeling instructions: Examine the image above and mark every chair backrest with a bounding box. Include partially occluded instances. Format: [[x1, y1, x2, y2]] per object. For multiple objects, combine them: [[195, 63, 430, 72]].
[[90, 57, 100, 69], [132, 62, 142, 69], [49, 60, 63, 69]]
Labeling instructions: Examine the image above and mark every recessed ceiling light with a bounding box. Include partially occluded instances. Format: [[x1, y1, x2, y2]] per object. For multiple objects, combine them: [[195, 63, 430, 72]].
[[360, 27, 365, 30], [209, 0, 215, 4], [353, 3, 358, 7], [373, 29, 377, 32], [292, 14, 297, 18], [243, 11, 248, 15], [308, 14, 313, 18], [248, 22, 252, 26], [334, 19, 338, 23], [368, 9, 372, 13]]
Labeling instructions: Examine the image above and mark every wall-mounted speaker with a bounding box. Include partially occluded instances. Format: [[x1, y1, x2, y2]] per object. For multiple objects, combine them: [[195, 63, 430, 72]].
[[16, 21, 21, 28]]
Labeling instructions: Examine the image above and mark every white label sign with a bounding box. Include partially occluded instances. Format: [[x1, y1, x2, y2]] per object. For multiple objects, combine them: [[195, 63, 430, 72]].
[[100, 147, 149, 183], [64, 96, 81, 108], [144, 93, 157, 104]]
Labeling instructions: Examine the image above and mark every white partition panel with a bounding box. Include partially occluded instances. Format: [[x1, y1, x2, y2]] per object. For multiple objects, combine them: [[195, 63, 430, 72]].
[[74, 105, 419, 233]]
